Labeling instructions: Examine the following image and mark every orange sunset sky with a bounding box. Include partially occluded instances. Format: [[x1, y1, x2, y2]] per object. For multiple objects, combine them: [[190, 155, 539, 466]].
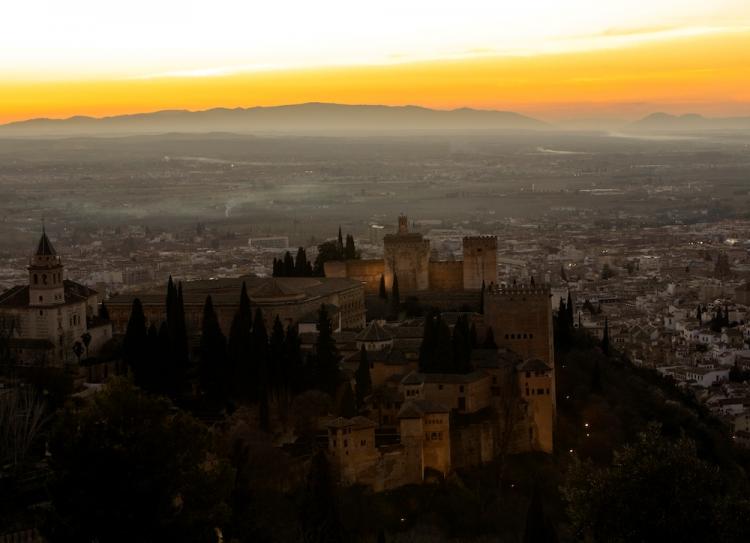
[[2, 0, 749, 123]]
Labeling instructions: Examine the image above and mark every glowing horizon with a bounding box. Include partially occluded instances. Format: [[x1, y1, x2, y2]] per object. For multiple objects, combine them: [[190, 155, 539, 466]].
[[2, 0, 749, 123]]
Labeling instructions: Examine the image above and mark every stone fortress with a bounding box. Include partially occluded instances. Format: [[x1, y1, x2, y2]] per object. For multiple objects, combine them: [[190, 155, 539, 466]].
[[325, 214, 499, 294], [320, 216, 556, 491]]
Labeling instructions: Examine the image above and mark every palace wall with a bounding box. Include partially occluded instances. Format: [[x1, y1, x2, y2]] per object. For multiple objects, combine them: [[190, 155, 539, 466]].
[[428, 261, 464, 292]]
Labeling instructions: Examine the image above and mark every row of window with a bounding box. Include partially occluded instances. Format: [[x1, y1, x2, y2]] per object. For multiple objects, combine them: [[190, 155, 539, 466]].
[[32, 272, 61, 285], [505, 333, 534, 340], [525, 387, 551, 396]]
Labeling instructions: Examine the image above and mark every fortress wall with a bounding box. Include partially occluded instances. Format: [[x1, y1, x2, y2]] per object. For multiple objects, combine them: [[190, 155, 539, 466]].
[[462, 236, 498, 290], [428, 261, 464, 292], [325, 259, 384, 294]]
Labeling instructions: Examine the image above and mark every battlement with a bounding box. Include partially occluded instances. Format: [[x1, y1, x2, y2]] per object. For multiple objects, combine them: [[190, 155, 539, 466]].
[[488, 284, 551, 297]]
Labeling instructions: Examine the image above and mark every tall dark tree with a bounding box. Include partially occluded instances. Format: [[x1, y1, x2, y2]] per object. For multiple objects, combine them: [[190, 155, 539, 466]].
[[523, 485, 559, 543], [378, 274, 388, 300], [451, 314, 473, 373], [269, 315, 286, 395], [338, 383, 357, 418], [123, 298, 148, 382], [228, 283, 253, 400], [419, 310, 437, 372], [312, 304, 340, 395], [99, 302, 110, 321], [313, 240, 342, 276], [295, 247, 309, 276], [171, 282, 190, 397], [601, 317, 610, 356], [47, 379, 234, 542], [283, 251, 295, 277], [354, 345, 372, 410], [285, 324, 304, 394], [390, 273, 400, 318], [344, 234, 357, 260], [198, 295, 227, 403], [697, 304, 702, 325], [156, 322, 173, 396], [434, 315, 453, 373], [300, 451, 344, 543], [253, 308, 271, 431], [479, 280, 486, 314], [337, 226, 344, 259]]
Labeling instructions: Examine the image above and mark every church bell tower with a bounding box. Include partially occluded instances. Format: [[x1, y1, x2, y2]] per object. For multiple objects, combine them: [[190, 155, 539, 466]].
[[28, 226, 65, 307]]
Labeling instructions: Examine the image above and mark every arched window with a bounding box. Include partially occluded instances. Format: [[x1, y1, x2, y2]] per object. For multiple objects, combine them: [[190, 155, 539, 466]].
[[42, 274, 47, 285], [33, 274, 38, 284]]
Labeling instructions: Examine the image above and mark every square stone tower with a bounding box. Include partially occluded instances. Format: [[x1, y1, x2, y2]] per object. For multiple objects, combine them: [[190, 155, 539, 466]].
[[462, 236, 497, 290], [484, 283, 555, 410], [383, 215, 431, 291]]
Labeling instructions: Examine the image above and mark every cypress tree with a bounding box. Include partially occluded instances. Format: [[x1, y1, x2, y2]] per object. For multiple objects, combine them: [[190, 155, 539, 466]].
[[523, 485, 558, 543], [269, 315, 286, 396], [157, 321, 173, 396], [391, 273, 400, 318], [354, 345, 372, 410], [295, 247, 308, 276], [602, 317, 610, 356], [283, 251, 295, 277], [144, 323, 159, 393], [99, 302, 110, 321], [228, 283, 253, 400], [434, 315, 453, 372], [313, 304, 340, 395], [419, 311, 437, 372], [123, 298, 148, 382], [253, 308, 271, 430], [344, 234, 356, 260], [479, 280, 485, 314], [301, 451, 344, 543], [198, 295, 227, 403], [272, 258, 282, 277], [338, 383, 357, 418], [285, 324, 304, 394], [171, 282, 190, 397], [337, 226, 344, 259], [453, 314, 473, 373], [378, 275, 388, 300]]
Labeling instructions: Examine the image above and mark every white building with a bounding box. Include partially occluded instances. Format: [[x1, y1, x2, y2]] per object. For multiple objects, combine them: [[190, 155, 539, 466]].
[[0, 229, 112, 366]]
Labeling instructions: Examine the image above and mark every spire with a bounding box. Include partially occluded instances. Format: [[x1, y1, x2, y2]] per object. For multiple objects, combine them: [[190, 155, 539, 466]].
[[35, 223, 57, 257]]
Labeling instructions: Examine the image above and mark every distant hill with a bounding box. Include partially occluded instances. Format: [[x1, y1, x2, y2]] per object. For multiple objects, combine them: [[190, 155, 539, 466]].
[[0, 103, 547, 137], [629, 112, 750, 131]]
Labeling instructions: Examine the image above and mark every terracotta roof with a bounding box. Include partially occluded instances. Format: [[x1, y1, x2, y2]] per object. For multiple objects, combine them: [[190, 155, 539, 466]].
[[0, 280, 96, 308], [0, 285, 29, 307]]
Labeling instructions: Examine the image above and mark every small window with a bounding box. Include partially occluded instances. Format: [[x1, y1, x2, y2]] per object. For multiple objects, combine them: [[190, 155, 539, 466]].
[[438, 384, 443, 390], [537, 388, 544, 395], [459, 385, 464, 393], [39, 296, 43, 302], [526, 371, 531, 378], [343, 439, 348, 447], [33, 274, 38, 284], [529, 333, 534, 339], [360, 440, 366, 446], [505, 334, 509, 339]]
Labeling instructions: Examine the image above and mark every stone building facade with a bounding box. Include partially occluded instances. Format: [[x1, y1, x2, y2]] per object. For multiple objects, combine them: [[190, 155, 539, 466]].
[[324, 215, 498, 294], [107, 276, 366, 337], [0, 230, 112, 366]]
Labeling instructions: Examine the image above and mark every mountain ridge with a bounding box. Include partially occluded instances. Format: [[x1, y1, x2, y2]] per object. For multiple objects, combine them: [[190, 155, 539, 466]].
[[0, 103, 548, 136]]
